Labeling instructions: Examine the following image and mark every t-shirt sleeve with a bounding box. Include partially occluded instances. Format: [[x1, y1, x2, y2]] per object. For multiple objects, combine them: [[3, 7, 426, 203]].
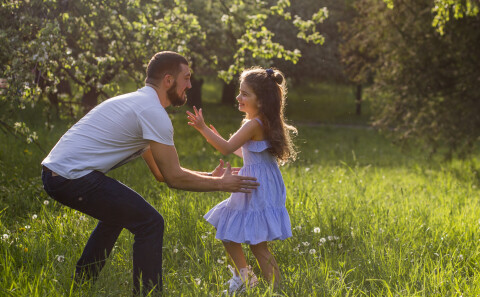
[[138, 108, 174, 145]]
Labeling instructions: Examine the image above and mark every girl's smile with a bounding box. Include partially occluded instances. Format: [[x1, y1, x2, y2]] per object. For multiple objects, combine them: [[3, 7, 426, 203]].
[[236, 81, 259, 118]]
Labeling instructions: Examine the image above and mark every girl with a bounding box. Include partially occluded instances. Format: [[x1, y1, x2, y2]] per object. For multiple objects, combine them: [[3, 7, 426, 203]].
[[187, 67, 297, 294]]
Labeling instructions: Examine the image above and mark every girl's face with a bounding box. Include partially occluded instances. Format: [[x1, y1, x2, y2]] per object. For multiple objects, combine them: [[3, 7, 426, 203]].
[[236, 81, 259, 118]]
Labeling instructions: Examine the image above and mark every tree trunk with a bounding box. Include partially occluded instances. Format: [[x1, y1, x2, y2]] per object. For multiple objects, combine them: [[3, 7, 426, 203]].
[[355, 84, 362, 116], [221, 80, 238, 106], [82, 88, 100, 114], [186, 75, 203, 109]]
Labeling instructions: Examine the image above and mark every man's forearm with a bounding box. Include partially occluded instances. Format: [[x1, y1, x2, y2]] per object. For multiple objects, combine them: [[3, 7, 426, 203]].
[[165, 168, 221, 192]]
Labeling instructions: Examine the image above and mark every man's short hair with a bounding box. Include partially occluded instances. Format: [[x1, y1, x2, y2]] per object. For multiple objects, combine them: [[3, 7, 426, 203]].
[[145, 51, 188, 86]]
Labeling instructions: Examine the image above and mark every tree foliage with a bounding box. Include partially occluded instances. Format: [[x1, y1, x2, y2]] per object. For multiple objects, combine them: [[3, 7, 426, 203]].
[[1, 0, 328, 141], [341, 0, 480, 156]]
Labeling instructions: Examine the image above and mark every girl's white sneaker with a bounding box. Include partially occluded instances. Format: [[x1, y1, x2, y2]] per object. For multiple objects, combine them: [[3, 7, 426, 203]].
[[222, 265, 258, 296]]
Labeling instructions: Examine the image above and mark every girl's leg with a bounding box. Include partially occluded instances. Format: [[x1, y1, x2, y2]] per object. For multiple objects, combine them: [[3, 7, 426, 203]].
[[249, 242, 280, 287], [222, 241, 247, 275]]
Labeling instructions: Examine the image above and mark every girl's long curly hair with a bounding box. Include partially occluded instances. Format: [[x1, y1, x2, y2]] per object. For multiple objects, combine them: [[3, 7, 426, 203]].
[[240, 67, 297, 165]]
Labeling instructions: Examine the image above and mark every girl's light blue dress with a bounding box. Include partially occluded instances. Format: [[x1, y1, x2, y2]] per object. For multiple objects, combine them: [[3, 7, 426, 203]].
[[204, 129, 292, 245]]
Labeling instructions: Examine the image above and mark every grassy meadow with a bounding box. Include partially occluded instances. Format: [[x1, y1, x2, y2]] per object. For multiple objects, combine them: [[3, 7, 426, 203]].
[[1, 81, 480, 296]]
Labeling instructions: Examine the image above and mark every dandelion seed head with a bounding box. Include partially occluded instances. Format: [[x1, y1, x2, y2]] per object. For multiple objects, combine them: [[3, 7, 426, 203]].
[[173, 248, 178, 253], [302, 241, 310, 246], [2, 234, 9, 240], [319, 238, 326, 244], [309, 249, 316, 254], [44, 200, 49, 205], [32, 214, 37, 220], [56, 255, 65, 262], [217, 259, 224, 264], [313, 227, 321, 233]]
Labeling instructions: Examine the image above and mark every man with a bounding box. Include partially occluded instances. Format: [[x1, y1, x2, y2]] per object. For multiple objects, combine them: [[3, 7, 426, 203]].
[[41, 51, 259, 295]]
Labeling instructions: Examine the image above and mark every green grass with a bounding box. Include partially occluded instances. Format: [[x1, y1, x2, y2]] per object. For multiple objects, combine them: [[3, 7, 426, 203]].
[[1, 82, 480, 296]]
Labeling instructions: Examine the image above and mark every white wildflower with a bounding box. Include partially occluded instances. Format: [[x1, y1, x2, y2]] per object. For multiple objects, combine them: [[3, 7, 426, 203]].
[[302, 241, 310, 247], [201, 235, 207, 240], [217, 259, 224, 264], [44, 200, 49, 205], [338, 244, 343, 249], [56, 255, 65, 262], [2, 234, 8, 240], [319, 238, 326, 244], [173, 248, 178, 253], [25, 225, 31, 229], [313, 227, 321, 234], [194, 278, 201, 285], [314, 149, 319, 153], [305, 168, 310, 172], [328, 236, 333, 241], [295, 225, 302, 231], [309, 249, 316, 255], [458, 254, 464, 260], [32, 214, 37, 220]]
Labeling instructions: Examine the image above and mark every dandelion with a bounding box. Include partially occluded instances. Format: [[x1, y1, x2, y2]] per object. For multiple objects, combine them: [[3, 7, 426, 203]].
[[338, 244, 343, 249], [201, 235, 207, 239], [302, 241, 310, 247], [194, 278, 201, 286], [295, 225, 302, 231], [309, 249, 316, 254], [24, 248, 28, 252], [2, 234, 9, 240], [305, 168, 310, 172], [44, 200, 49, 205], [293, 245, 300, 252], [328, 236, 333, 241], [32, 214, 37, 220], [217, 259, 224, 264], [313, 227, 321, 233], [25, 225, 31, 229], [319, 238, 326, 244], [56, 255, 65, 262], [173, 248, 178, 254]]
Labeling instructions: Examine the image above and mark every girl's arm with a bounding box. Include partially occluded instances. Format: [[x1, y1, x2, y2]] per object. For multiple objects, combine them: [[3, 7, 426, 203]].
[[187, 107, 258, 156], [209, 124, 243, 158]]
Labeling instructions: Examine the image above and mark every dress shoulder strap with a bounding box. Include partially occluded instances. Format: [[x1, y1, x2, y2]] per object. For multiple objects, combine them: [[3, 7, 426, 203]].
[[254, 118, 263, 126]]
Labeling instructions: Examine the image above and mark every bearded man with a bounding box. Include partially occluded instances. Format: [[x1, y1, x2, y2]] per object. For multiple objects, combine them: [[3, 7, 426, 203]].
[[41, 51, 258, 295]]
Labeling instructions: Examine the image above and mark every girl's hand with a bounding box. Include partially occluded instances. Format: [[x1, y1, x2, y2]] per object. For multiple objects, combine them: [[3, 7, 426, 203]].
[[187, 106, 207, 131]]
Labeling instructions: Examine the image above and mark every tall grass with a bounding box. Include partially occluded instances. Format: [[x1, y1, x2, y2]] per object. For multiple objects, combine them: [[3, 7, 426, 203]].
[[1, 82, 479, 296]]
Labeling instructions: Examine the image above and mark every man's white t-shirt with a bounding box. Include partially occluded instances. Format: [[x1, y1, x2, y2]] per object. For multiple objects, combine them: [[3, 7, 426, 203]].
[[42, 86, 174, 179]]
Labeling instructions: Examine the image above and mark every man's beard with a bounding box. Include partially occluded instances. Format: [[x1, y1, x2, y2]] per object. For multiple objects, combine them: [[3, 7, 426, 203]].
[[167, 81, 187, 107]]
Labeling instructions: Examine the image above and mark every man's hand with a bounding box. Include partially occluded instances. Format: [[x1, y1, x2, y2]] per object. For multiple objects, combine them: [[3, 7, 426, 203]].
[[211, 159, 241, 177], [220, 162, 259, 193]]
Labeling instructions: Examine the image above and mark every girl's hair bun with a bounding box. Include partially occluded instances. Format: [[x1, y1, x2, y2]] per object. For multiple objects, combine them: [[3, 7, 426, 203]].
[[266, 68, 283, 84], [272, 72, 283, 84]]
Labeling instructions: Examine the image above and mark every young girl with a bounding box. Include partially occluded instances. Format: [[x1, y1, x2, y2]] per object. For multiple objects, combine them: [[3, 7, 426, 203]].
[[187, 67, 297, 294]]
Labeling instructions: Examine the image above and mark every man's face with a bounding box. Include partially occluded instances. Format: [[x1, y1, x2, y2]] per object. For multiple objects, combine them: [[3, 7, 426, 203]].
[[167, 64, 192, 107]]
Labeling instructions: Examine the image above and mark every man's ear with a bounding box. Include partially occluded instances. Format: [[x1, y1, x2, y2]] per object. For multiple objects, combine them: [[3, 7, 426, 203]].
[[164, 74, 173, 86]]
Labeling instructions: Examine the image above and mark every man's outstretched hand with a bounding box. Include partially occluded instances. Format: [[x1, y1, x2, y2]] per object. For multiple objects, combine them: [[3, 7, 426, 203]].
[[219, 162, 259, 193], [211, 159, 241, 177]]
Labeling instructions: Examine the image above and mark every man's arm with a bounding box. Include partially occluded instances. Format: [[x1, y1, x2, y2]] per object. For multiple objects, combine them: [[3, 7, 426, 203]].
[[149, 141, 258, 192]]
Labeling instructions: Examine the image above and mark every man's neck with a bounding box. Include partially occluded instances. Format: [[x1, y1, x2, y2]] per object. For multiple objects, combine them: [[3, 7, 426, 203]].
[[145, 83, 170, 108]]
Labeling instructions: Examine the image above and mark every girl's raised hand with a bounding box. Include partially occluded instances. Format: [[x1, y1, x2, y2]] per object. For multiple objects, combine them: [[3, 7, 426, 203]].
[[187, 106, 207, 131]]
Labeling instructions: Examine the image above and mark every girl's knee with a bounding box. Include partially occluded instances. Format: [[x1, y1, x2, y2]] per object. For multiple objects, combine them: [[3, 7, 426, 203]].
[[249, 242, 269, 254]]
